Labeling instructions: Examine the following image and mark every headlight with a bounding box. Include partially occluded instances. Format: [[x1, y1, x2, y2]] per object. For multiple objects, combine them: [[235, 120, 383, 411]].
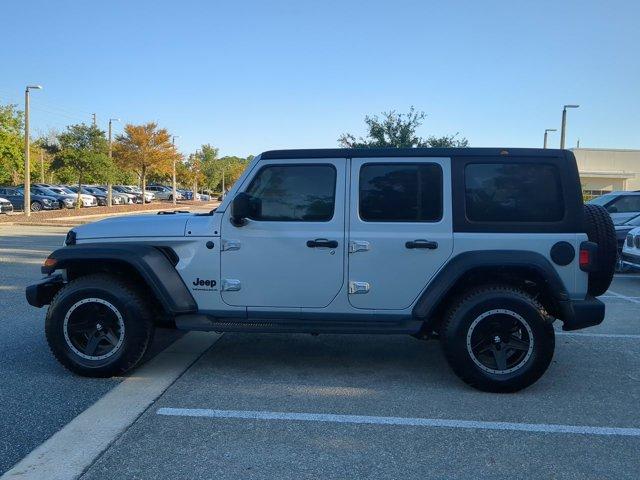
[[42, 199, 52, 204]]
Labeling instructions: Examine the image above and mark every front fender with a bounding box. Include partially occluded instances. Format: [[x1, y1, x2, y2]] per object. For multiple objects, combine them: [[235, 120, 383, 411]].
[[34, 243, 197, 315]]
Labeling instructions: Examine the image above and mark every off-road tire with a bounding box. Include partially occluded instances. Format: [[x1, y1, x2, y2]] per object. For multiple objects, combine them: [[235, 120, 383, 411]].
[[45, 273, 155, 377], [583, 204, 617, 297], [440, 285, 555, 393]]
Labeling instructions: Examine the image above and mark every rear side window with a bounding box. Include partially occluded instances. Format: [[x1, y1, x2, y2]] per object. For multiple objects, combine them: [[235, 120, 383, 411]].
[[245, 164, 336, 221], [359, 163, 443, 222], [465, 163, 564, 222]]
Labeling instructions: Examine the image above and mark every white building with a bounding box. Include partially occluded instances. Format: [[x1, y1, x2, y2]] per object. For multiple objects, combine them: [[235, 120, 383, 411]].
[[572, 148, 640, 195]]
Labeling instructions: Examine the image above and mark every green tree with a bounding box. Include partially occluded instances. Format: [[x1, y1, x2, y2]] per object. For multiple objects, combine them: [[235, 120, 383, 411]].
[[50, 124, 112, 207], [113, 123, 176, 196], [0, 104, 24, 185], [338, 107, 468, 148]]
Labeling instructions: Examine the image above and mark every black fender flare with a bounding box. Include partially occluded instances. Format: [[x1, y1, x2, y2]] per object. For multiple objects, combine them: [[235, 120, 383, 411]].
[[38, 243, 197, 315], [411, 250, 570, 320]]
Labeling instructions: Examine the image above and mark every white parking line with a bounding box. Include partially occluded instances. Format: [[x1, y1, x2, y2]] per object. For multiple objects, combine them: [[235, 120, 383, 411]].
[[156, 408, 640, 437], [605, 290, 640, 304], [1, 332, 221, 480], [557, 332, 640, 339]]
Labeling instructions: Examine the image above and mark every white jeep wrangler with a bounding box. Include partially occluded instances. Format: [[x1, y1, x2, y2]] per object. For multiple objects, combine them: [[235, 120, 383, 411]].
[[27, 148, 617, 392]]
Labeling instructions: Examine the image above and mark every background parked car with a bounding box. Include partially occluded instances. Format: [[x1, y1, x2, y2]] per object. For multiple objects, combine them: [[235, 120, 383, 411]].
[[66, 186, 108, 206], [146, 185, 183, 201], [614, 213, 640, 271], [177, 189, 193, 200], [84, 186, 130, 205], [30, 186, 76, 209], [126, 186, 154, 203], [0, 196, 14, 213], [588, 191, 640, 225], [0, 187, 60, 211], [621, 226, 640, 271], [112, 185, 142, 204], [48, 186, 97, 207]]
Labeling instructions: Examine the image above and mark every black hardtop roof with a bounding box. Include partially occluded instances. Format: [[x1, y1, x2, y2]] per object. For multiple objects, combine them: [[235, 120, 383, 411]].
[[261, 147, 569, 160]]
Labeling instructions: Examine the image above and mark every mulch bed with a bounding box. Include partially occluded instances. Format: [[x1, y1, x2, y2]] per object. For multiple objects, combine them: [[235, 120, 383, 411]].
[[0, 200, 218, 226]]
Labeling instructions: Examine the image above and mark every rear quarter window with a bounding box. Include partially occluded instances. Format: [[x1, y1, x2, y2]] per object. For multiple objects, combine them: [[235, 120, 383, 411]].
[[465, 163, 564, 222]]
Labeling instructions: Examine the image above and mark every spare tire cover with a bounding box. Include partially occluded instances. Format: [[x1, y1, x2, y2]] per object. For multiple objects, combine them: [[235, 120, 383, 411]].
[[583, 204, 617, 296]]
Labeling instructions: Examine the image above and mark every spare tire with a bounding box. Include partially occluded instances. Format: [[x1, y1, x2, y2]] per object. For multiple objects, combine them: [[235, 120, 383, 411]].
[[583, 204, 617, 296]]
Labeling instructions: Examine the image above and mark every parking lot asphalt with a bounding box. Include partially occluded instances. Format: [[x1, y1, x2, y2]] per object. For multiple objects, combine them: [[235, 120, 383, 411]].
[[2, 224, 639, 479], [0, 225, 181, 475], [80, 276, 640, 480]]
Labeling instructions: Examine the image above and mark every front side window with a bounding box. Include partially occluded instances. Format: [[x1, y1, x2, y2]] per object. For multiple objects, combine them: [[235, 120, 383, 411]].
[[245, 164, 336, 221], [359, 163, 443, 222], [465, 163, 564, 222]]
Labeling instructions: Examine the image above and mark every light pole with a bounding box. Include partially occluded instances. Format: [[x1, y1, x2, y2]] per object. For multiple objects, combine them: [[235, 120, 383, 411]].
[[221, 167, 225, 199], [560, 105, 579, 149], [193, 149, 200, 201], [24, 85, 42, 217], [40, 149, 45, 183], [172, 136, 180, 205], [107, 118, 120, 207], [543, 128, 557, 149]]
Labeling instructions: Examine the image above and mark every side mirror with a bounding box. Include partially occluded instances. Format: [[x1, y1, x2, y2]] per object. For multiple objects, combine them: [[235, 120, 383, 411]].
[[607, 205, 618, 213], [231, 192, 253, 226]]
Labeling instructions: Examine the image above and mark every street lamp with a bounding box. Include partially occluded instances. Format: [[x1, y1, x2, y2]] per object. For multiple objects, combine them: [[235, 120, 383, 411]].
[[172, 136, 180, 205], [24, 85, 42, 217], [560, 105, 579, 149], [107, 118, 120, 207], [193, 149, 200, 201], [543, 128, 557, 149]]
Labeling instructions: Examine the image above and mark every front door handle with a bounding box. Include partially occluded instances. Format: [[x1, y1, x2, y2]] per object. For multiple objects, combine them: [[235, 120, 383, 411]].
[[405, 239, 438, 250], [307, 238, 338, 248]]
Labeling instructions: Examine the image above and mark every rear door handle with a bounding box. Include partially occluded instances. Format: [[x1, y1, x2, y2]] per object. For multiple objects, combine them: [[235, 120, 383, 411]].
[[405, 239, 438, 250], [307, 238, 338, 248]]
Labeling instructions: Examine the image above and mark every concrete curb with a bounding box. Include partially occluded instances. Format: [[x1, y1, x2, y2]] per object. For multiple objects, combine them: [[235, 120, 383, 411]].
[[1, 332, 221, 480]]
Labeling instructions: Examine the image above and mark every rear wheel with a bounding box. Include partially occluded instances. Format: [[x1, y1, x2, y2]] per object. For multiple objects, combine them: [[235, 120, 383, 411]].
[[440, 285, 555, 393], [45, 273, 154, 377]]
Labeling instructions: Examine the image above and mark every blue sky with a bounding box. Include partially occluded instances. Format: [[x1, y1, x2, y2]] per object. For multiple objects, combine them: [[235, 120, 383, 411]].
[[1, 0, 638, 157]]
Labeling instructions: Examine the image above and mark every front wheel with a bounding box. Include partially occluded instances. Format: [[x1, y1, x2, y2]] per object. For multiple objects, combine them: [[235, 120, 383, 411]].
[[30, 201, 43, 212], [45, 273, 155, 377], [440, 285, 555, 393]]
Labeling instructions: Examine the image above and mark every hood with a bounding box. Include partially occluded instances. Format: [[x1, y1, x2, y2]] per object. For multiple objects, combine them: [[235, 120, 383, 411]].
[[74, 213, 191, 240]]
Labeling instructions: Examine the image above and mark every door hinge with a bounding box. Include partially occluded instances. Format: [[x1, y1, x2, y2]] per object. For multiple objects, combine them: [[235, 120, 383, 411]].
[[348, 240, 370, 253], [348, 281, 370, 294], [221, 240, 241, 251], [221, 279, 242, 291]]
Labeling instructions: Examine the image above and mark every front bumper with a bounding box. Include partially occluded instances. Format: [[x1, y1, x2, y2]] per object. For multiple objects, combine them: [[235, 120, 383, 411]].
[[42, 202, 60, 210], [622, 251, 640, 270], [558, 296, 605, 331], [26, 274, 64, 308], [0, 203, 13, 213]]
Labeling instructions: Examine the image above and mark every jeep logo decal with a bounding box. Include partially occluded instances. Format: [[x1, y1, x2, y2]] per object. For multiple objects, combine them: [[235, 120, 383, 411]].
[[193, 277, 217, 287]]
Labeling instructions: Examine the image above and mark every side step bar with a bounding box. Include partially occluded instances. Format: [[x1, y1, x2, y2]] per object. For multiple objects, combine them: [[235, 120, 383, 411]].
[[174, 314, 423, 335]]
